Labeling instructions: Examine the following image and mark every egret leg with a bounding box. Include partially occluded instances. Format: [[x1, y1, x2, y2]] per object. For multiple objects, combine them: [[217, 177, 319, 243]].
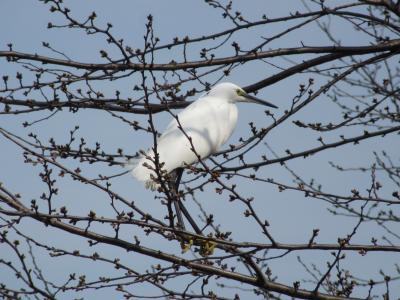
[[173, 168, 202, 235], [168, 170, 186, 231]]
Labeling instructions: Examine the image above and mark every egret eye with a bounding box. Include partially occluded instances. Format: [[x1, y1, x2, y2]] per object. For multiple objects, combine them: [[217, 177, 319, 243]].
[[236, 88, 246, 97]]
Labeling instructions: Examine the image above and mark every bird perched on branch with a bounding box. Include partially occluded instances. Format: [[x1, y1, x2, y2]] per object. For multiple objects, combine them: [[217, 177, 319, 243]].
[[130, 82, 278, 189], [129, 82, 278, 233]]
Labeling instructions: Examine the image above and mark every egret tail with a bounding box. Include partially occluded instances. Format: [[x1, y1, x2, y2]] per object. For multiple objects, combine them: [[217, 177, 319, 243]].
[[127, 156, 158, 190]]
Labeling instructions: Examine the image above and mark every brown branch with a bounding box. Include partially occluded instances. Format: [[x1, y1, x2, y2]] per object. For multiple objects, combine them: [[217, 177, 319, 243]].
[[1, 40, 400, 71], [220, 125, 400, 172], [2, 207, 397, 253], [361, 0, 400, 17], [0, 97, 191, 114]]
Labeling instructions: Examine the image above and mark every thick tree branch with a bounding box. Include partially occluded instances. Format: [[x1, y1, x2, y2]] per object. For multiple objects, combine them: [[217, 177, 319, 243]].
[[1, 40, 400, 71]]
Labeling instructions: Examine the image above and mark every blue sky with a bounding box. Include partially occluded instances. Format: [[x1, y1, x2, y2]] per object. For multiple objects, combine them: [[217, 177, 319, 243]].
[[1, 0, 399, 299]]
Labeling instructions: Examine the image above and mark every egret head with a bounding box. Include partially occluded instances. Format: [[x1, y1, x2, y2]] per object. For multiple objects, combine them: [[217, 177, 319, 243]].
[[208, 82, 278, 108]]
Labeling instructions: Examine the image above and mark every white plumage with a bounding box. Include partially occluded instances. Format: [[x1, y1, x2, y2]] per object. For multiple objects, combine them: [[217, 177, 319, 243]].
[[130, 82, 277, 189]]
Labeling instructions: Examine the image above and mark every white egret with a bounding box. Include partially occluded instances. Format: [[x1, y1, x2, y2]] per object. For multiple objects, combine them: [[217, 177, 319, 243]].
[[131, 82, 278, 189], [130, 82, 277, 233]]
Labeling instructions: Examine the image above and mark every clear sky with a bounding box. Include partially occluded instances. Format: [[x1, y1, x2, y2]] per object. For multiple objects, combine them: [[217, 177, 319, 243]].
[[1, 0, 399, 299]]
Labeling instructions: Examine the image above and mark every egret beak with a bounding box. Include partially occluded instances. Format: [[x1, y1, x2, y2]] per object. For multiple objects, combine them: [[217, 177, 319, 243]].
[[245, 94, 278, 108]]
